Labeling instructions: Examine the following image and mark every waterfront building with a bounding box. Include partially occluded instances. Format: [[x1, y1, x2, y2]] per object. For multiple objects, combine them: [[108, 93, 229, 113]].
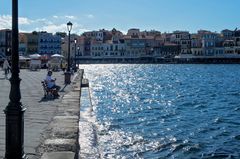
[[223, 40, 240, 55], [180, 38, 191, 54], [83, 30, 104, 42], [191, 48, 204, 56], [56, 32, 67, 38], [190, 30, 225, 57], [91, 38, 125, 59], [154, 42, 180, 58], [124, 28, 157, 58], [171, 31, 191, 54], [191, 34, 204, 56], [82, 36, 91, 57], [223, 28, 240, 56], [38, 32, 61, 57], [191, 34, 202, 48], [221, 29, 234, 40], [127, 28, 141, 37], [154, 35, 164, 46], [214, 47, 225, 56], [104, 29, 125, 58], [144, 36, 157, 57], [223, 40, 235, 47], [199, 31, 218, 56], [22, 32, 39, 56], [235, 47, 240, 54], [161, 33, 172, 43], [103, 40, 126, 58], [61, 34, 80, 60], [61, 34, 92, 64], [234, 29, 240, 37], [234, 36, 240, 46], [19, 33, 27, 56], [111, 28, 124, 43], [124, 35, 146, 58], [170, 31, 189, 44], [59, 28, 240, 62], [75, 36, 86, 58], [90, 40, 104, 58], [141, 30, 161, 37], [0, 29, 12, 57]]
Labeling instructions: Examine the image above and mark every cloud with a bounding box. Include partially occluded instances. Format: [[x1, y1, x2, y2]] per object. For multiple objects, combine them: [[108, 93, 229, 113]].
[[53, 15, 59, 19], [19, 17, 32, 25], [0, 14, 91, 34], [78, 28, 91, 34], [0, 15, 12, 29], [40, 23, 67, 33], [86, 14, 94, 19], [36, 22, 89, 34], [34, 18, 47, 23], [52, 15, 77, 20], [65, 15, 76, 19], [119, 30, 127, 35], [0, 14, 33, 29]]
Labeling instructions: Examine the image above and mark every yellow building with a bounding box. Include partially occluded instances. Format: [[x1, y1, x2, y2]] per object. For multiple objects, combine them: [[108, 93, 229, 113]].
[[19, 32, 39, 56]]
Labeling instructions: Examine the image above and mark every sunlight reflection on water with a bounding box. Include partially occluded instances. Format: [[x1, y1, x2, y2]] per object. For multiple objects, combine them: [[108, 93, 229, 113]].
[[80, 64, 240, 159]]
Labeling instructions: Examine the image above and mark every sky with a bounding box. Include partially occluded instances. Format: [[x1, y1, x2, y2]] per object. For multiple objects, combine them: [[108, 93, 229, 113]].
[[1, 0, 240, 34]]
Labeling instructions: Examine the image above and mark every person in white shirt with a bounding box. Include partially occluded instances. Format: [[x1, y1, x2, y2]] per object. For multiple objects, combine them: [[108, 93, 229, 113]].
[[45, 71, 60, 97], [3, 59, 11, 79]]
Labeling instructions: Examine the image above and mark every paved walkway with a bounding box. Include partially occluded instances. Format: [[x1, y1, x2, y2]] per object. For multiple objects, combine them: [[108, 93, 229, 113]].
[[0, 69, 72, 159]]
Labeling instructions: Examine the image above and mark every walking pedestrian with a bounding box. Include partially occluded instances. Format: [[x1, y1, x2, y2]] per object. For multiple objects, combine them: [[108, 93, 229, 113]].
[[3, 59, 11, 79]]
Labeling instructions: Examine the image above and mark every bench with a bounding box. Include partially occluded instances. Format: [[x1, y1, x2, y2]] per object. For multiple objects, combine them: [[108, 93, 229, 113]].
[[41, 81, 58, 98]]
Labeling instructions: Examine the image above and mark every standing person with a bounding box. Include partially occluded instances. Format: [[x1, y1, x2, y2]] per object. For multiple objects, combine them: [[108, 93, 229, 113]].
[[3, 59, 11, 79], [45, 70, 61, 97], [47, 61, 51, 71]]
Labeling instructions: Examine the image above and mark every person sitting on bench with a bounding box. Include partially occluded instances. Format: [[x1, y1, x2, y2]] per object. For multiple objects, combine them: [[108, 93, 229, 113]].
[[45, 70, 61, 97]]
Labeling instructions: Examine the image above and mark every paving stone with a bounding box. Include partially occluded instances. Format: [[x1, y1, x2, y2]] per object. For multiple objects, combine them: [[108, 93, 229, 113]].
[[0, 69, 74, 158]]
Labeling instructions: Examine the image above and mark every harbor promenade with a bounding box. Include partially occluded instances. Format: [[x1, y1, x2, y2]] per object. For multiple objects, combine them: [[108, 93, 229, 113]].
[[0, 69, 82, 159]]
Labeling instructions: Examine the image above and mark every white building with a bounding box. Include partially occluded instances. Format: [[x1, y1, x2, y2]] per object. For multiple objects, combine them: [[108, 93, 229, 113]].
[[90, 41, 104, 58], [91, 40, 125, 58], [171, 31, 191, 54], [84, 31, 104, 41]]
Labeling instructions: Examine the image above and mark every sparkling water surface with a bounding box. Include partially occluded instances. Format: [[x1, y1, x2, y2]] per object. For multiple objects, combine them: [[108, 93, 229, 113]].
[[80, 64, 240, 159]]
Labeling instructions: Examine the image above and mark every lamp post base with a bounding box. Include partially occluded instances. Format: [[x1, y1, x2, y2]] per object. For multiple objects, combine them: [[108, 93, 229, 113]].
[[64, 72, 71, 84], [4, 104, 27, 159]]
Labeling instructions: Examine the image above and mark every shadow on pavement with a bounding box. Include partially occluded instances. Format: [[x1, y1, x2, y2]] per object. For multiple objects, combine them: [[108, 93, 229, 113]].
[[38, 96, 57, 103], [59, 84, 68, 92]]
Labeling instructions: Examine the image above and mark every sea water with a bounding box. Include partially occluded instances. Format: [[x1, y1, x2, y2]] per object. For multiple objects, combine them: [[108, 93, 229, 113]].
[[80, 64, 240, 159]]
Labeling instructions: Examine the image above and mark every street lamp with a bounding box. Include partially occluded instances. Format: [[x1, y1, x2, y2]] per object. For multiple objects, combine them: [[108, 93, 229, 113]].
[[64, 21, 72, 84], [74, 38, 77, 72], [77, 47, 80, 68], [77, 47, 80, 56], [7, 48, 11, 56], [4, 0, 27, 158], [67, 21, 72, 72]]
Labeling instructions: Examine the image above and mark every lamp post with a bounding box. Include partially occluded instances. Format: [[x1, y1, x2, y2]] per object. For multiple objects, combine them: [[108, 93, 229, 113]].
[[4, 0, 27, 158], [74, 38, 77, 72], [77, 47, 80, 67], [64, 21, 72, 84], [7, 48, 11, 56]]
